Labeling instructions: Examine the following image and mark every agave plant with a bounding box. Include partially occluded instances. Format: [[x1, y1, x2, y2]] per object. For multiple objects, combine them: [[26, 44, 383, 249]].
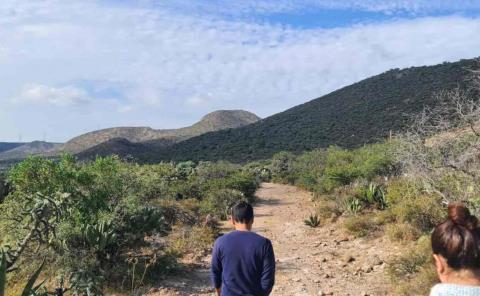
[[361, 183, 387, 210], [304, 214, 321, 228], [84, 222, 117, 252], [343, 197, 363, 215], [0, 251, 47, 296]]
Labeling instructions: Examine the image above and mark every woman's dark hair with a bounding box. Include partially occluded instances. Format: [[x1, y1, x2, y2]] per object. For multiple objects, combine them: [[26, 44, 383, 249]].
[[431, 203, 480, 270], [231, 201, 254, 223]]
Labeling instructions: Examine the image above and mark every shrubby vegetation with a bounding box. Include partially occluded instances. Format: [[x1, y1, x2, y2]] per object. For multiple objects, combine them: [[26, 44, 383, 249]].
[[269, 142, 396, 195], [151, 58, 475, 163], [261, 68, 480, 294], [0, 155, 259, 295]]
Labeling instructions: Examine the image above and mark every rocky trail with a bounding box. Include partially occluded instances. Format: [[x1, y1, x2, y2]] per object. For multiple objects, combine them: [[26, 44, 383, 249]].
[[150, 183, 403, 296]]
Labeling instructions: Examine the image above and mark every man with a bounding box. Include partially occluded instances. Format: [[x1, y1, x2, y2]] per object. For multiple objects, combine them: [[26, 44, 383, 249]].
[[211, 201, 275, 296]]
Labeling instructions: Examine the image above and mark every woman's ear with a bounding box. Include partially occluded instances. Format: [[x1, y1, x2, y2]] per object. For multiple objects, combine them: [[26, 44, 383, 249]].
[[433, 254, 448, 283]]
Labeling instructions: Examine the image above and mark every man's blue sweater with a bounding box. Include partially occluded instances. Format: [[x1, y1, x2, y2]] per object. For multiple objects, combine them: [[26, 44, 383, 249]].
[[211, 230, 276, 296]]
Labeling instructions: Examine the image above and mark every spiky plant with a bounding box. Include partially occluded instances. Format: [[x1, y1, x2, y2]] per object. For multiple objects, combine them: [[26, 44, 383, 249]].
[[304, 214, 321, 228], [362, 183, 387, 210], [0, 251, 47, 296], [343, 197, 363, 215]]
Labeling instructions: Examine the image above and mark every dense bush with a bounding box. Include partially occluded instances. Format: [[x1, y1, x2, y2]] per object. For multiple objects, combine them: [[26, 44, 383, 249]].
[[343, 215, 376, 237], [322, 143, 395, 192], [389, 194, 445, 233], [385, 222, 421, 241], [269, 142, 396, 194], [389, 236, 437, 295], [0, 155, 259, 294], [270, 152, 296, 183], [200, 189, 246, 220], [0, 174, 8, 204]]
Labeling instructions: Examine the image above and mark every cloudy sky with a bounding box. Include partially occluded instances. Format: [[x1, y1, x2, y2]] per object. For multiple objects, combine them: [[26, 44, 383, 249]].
[[1, 0, 480, 142]]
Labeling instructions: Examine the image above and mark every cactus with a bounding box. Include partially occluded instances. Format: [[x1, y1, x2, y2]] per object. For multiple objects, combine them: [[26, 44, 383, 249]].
[[1, 251, 47, 296], [84, 222, 117, 252]]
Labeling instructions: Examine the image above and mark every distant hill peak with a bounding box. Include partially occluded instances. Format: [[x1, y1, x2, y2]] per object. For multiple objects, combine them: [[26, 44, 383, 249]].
[[0, 141, 61, 160], [201, 110, 260, 122], [61, 109, 260, 154]]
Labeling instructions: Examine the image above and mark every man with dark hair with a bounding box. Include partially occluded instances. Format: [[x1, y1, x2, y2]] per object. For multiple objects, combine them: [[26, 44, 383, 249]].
[[211, 201, 275, 296]]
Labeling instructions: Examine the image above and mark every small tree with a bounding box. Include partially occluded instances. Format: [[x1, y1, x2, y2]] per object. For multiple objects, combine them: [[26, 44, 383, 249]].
[[396, 63, 480, 205]]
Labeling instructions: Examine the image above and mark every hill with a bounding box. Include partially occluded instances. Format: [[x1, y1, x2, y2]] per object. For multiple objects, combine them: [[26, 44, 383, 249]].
[[0, 141, 61, 160], [149, 58, 478, 163], [75, 138, 155, 160], [71, 110, 260, 158], [0, 142, 24, 154]]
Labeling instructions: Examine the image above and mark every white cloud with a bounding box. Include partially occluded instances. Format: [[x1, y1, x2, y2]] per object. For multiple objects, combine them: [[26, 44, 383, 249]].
[[12, 83, 91, 106], [0, 1, 479, 141], [117, 105, 134, 113], [185, 95, 210, 107]]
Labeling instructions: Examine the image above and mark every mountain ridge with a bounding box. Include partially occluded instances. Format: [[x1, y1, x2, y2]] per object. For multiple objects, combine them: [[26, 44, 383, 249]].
[[62, 110, 260, 159], [145, 58, 478, 163], [0, 141, 61, 160], [61, 110, 260, 154]]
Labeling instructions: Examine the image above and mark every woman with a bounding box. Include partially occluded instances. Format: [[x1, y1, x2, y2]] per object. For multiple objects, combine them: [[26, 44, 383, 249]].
[[430, 203, 480, 295]]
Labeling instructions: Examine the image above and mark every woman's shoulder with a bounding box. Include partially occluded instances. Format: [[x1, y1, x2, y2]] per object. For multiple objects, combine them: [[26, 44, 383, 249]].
[[430, 283, 480, 296]]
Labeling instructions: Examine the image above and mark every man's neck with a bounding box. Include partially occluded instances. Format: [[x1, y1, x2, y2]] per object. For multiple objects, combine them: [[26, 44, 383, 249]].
[[234, 224, 251, 231]]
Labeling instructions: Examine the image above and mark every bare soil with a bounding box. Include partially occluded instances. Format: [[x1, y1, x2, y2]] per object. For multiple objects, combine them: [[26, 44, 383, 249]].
[[148, 183, 403, 296]]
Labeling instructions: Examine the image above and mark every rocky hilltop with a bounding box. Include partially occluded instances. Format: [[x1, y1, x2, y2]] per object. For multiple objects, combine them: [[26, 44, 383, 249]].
[[62, 110, 260, 155]]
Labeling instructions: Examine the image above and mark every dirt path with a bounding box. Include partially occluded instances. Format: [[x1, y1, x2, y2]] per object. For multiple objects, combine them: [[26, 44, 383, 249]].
[[151, 183, 400, 296]]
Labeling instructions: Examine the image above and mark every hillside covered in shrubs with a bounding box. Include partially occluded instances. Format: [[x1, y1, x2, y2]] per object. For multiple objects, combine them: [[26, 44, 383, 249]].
[[263, 77, 480, 294], [150, 58, 477, 163]]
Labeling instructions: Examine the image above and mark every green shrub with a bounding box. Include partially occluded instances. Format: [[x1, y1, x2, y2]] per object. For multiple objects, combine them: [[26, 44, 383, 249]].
[[1, 156, 173, 294], [320, 143, 395, 193], [169, 226, 217, 257], [0, 154, 261, 295], [315, 199, 342, 219], [200, 189, 246, 220], [357, 182, 387, 210], [390, 194, 445, 233], [343, 215, 376, 237], [394, 264, 437, 296], [242, 162, 272, 182], [373, 209, 396, 225], [195, 161, 239, 183], [341, 196, 363, 215], [175, 161, 195, 180], [270, 151, 296, 183], [389, 235, 437, 295], [386, 222, 421, 241], [223, 172, 259, 201], [385, 178, 421, 206], [0, 174, 9, 204], [292, 149, 326, 191]]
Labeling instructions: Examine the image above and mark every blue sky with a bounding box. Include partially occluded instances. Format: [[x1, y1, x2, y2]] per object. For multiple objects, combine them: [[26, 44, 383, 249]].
[[1, 0, 480, 142]]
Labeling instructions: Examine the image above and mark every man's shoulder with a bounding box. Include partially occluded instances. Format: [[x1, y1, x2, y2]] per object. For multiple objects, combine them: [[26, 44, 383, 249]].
[[218, 231, 271, 244]]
